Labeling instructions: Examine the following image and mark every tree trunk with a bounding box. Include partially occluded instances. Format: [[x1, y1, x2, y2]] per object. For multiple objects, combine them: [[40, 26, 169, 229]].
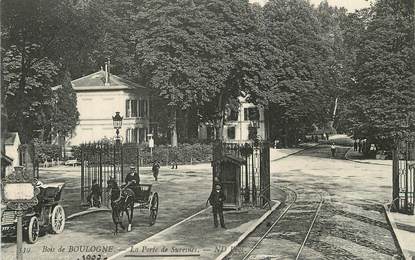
[[215, 93, 224, 141], [171, 109, 178, 147]]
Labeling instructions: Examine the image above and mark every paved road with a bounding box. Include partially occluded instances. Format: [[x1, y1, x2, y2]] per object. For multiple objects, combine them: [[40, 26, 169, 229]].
[[229, 145, 401, 259], [1, 146, 401, 259], [1, 166, 213, 260]]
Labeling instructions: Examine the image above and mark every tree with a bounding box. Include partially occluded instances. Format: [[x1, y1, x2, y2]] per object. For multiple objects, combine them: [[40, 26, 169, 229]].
[[254, 0, 333, 146], [130, 0, 258, 145], [341, 0, 415, 148], [51, 71, 79, 139], [1, 0, 98, 142]]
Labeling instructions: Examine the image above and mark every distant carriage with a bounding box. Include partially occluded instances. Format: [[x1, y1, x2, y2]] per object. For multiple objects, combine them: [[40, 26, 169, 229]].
[[133, 184, 159, 225], [108, 180, 159, 232], [1, 183, 66, 243]]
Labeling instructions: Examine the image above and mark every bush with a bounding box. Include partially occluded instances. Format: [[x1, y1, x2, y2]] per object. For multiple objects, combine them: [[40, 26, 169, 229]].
[[34, 142, 62, 162], [140, 143, 212, 166], [70, 143, 213, 166]]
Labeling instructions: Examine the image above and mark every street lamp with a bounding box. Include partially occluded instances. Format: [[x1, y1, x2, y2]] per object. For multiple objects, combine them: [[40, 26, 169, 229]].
[[112, 112, 123, 143]]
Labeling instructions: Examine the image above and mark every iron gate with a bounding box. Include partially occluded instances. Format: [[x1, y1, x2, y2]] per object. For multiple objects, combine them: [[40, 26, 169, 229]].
[[212, 141, 270, 208], [80, 142, 140, 207], [392, 140, 415, 214]]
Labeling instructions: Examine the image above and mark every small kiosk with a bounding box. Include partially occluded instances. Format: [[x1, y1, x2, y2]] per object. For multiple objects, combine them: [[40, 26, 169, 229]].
[[216, 154, 245, 209]]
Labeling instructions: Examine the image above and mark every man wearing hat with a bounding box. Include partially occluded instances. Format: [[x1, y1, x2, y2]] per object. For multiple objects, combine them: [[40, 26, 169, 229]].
[[208, 182, 226, 228], [125, 166, 140, 198]]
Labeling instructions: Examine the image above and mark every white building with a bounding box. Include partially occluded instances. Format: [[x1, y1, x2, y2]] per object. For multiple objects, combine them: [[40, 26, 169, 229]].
[[4, 132, 21, 175], [67, 68, 150, 146], [199, 97, 267, 143]]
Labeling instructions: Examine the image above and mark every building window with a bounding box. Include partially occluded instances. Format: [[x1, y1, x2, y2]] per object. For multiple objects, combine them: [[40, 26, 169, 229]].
[[248, 126, 257, 140], [138, 100, 145, 118], [227, 127, 235, 140], [126, 99, 138, 118], [139, 128, 145, 143], [126, 128, 138, 143], [131, 100, 137, 117], [228, 109, 238, 121], [244, 107, 259, 121], [126, 99, 148, 118]]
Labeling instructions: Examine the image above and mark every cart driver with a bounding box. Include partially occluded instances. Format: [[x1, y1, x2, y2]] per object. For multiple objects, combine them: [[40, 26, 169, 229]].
[[125, 166, 140, 198]]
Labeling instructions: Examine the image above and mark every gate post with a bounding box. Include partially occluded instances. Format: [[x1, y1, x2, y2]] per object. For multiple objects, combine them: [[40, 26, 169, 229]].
[[120, 143, 124, 182], [392, 148, 399, 211], [81, 146, 85, 203], [99, 143, 103, 196]]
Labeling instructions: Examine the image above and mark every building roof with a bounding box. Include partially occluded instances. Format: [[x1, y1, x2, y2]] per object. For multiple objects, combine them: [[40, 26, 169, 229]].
[[55, 70, 147, 92], [4, 132, 18, 145]]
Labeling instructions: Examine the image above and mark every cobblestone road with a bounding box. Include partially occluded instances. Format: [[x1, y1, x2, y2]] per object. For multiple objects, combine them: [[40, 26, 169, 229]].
[[228, 146, 402, 259]]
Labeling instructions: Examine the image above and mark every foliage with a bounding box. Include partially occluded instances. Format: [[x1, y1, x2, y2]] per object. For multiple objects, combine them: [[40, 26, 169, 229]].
[[254, 0, 336, 146], [1, 0, 99, 142], [139, 143, 213, 166], [51, 71, 79, 136], [34, 141, 62, 162], [340, 0, 415, 146]]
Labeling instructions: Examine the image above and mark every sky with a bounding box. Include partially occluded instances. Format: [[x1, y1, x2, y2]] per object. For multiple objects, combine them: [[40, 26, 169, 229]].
[[250, 0, 373, 12]]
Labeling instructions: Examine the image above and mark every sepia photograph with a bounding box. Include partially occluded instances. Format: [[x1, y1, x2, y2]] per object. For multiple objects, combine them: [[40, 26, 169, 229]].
[[1, 0, 414, 259]]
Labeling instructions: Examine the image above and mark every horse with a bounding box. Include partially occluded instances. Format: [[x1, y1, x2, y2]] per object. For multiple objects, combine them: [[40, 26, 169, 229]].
[[107, 177, 135, 234]]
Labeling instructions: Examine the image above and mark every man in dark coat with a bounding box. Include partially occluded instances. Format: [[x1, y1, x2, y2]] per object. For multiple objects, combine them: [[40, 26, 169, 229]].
[[152, 161, 160, 181], [208, 183, 226, 228], [125, 166, 140, 198], [87, 179, 102, 207]]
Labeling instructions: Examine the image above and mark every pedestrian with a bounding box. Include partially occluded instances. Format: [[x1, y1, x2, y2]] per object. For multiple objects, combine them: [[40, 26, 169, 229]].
[[358, 140, 362, 153], [370, 144, 377, 159], [208, 183, 226, 228], [87, 179, 102, 207], [330, 143, 336, 158], [353, 140, 358, 151], [171, 160, 178, 169], [171, 151, 178, 169], [125, 165, 140, 198], [152, 161, 160, 181]]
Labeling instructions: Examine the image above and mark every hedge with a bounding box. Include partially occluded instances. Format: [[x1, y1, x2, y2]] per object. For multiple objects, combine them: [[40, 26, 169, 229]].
[[70, 143, 213, 166]]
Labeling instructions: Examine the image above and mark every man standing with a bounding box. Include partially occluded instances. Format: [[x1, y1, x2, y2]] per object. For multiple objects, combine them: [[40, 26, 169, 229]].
[[87, 179, 102, 207], [152, 161, 160, 181], [125, 166, 140, 198], [331, 143, 336, 158], [208, 183, 226, 228], [353, 140, 358, 151]]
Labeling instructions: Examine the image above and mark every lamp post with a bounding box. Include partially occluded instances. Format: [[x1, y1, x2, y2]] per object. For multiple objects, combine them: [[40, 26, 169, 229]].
[[112, 112, 123, 144]]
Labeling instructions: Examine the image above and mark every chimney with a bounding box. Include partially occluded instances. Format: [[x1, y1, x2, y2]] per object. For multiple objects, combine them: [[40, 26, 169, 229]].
[[104, 58, 110, 86]]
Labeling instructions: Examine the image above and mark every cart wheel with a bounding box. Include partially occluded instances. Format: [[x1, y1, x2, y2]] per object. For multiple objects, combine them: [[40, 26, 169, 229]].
[[50, 205, 65, 234], [149, 192, 159, 226], [27, 216, 39, 244]]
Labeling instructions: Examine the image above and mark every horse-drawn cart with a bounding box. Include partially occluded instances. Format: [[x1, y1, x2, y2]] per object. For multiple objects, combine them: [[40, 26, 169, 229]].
[[133, 184, 159, 225], [1, 182, 66, 243]]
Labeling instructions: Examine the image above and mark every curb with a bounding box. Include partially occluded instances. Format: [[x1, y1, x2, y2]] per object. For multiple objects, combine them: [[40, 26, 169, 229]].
[[344, 148, 391, 166], [66, 208, 111, 220], [216, 200, 282, 260], [108, 206, 211, 259], [272, 143, 320, 162], [383, 204, 406, 259]]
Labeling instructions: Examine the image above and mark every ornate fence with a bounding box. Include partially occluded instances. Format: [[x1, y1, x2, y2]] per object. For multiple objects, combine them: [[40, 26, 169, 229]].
[[392, 139, 415, 215], [80, 142, 140, 207], [212, 141, 270, 208]]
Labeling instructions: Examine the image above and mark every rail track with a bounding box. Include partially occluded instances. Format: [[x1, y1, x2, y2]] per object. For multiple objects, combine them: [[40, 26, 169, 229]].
[[227, 186, 324, 260]]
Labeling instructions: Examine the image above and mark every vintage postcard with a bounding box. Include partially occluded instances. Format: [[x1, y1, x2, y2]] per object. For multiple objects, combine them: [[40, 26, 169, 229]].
[[1, 0, 413, 259]]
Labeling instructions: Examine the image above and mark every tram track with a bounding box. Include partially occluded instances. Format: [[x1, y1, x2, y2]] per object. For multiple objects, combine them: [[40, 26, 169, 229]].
[[226, 185, 325, 260]]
